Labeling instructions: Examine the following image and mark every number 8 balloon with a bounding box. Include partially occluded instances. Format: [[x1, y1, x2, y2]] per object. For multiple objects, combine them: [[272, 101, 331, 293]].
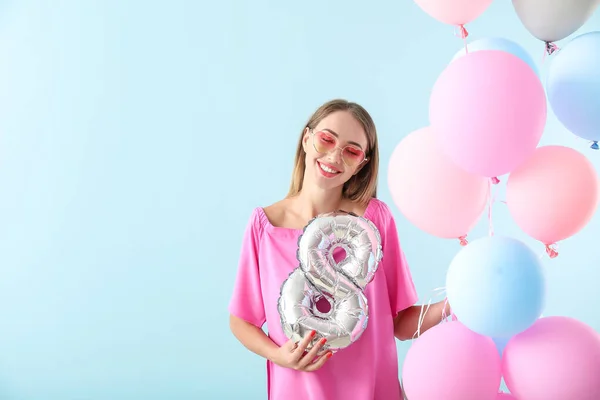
[[277, 211, 383, 351]]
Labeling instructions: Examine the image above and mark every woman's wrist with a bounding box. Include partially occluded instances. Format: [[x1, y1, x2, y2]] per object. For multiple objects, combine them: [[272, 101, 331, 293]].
[[443, 299, 452, 316], [264, 343, 280, 363]]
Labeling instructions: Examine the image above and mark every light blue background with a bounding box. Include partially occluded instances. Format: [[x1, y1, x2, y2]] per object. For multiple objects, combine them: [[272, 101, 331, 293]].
[[0, 1, 598, 399]]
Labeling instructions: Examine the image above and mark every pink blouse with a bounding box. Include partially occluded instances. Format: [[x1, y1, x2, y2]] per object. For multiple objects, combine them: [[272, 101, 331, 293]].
[[229, 198, 418, 400]]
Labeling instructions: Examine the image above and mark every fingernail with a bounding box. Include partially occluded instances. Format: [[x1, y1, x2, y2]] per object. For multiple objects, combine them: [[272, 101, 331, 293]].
[[326, 352, 333, 358], [320, 338, 327, 345], [310, 330, 316, 337]]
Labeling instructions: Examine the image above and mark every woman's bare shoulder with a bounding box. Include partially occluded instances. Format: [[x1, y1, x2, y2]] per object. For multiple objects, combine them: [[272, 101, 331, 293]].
[[262, 198, 294, 228]]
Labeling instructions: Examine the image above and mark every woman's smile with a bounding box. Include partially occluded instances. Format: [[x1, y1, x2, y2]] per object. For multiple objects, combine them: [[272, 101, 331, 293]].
[[317, 160, 342, 178]]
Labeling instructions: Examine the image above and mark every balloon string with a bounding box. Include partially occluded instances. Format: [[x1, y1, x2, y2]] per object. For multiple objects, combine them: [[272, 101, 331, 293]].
[[414, 301, 431, 340], [441, 297, 454, 322], [454, 24, 469, 54], [458, 176, 498, 245], [413, 287, 447, 340], [487, 178, 496, 236]]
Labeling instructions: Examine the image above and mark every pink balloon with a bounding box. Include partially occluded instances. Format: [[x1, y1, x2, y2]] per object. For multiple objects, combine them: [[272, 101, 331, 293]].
[[496, 393, 516, 399], [506, 146, 598, 246], [414, 0, 493, 26], [503, 316, 600, 399], [429, 50, 547, 179], [388, 127, 488, 241], [402, 321, 501, 400]]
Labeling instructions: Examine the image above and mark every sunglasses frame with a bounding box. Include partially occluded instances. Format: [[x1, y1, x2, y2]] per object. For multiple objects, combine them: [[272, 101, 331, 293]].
[[309, 128, 369, 168]]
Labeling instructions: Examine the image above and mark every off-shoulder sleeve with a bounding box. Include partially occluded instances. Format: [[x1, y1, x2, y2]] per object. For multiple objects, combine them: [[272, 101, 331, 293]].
[[378, 201, 418, 315], [228, 208, 266, 327]]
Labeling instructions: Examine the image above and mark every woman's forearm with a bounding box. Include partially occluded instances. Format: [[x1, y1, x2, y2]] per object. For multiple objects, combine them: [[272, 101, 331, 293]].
[[393, 301, 449, 341], [229, 314, 280, 361]]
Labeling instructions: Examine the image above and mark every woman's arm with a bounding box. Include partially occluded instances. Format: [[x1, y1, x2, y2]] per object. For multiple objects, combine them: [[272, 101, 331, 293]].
[[230, 314, 280, 361], [393, 300, 451, 341], [229, 314, 332, 371]]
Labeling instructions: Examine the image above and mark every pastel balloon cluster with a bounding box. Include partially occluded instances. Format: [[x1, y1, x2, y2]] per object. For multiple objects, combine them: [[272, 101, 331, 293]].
[[511, 0, 600, 147], [402, 236, 546, 400], [402, 236, 600, 400], [396, 2, 600, 400], [390, 3, 600, 254]]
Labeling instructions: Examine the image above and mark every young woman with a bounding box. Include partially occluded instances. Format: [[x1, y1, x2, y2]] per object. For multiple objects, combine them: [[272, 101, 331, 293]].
[[228, 99, 449, 399]]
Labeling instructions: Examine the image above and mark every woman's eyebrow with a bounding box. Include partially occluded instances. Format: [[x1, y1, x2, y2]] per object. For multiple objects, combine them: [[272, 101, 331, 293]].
[[321, 128, 363, 149]]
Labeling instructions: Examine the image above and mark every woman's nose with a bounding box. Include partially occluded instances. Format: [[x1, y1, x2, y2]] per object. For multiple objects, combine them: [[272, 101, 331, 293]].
[[327, 147, 343, 164]]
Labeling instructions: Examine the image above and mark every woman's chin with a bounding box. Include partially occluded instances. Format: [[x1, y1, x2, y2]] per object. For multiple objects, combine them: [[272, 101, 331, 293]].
[[313, 171, 347, 191]]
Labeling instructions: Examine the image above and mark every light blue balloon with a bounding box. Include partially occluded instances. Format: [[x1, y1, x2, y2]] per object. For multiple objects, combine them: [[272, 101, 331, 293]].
[[547, 31, 600, 145], [446, 236, 546, 338], [452, 37, 539, 76]]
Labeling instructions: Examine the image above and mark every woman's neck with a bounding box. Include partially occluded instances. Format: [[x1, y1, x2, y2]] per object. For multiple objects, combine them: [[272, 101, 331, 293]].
[[293, 187, 344, 220]]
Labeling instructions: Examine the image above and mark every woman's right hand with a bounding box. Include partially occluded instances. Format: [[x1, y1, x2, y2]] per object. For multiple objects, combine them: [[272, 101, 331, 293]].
[[270, 330, 332, 372]]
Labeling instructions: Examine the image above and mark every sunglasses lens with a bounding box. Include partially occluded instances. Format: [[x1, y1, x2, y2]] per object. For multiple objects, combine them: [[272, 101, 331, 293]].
[[342, 147, 365, 167], [314, 131, 336, 153]]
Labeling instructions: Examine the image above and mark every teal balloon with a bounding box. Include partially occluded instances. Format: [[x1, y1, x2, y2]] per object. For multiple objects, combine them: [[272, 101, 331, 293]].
[[452, 37, 539, 76], [446, 236, 546, 338], [547, 31, 600, 143]]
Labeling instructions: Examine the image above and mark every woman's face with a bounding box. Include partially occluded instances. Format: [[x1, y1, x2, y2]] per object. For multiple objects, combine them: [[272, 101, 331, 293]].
[[302, 111, 368, 192]]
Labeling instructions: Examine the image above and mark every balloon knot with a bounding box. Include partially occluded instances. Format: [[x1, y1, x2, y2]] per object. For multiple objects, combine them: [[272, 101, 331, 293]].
[[591, 141, 599, 150], [456, 24, 468, 39], [545, 41, 559, 55], [490, 177, 500, 185], [545, 243, 558, 258], [458, 235, 468, 246]]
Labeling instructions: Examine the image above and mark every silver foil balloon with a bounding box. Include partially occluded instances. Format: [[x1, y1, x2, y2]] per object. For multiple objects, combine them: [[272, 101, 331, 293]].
[[277, 211, 383, 351], [512, 0, 600, 44]]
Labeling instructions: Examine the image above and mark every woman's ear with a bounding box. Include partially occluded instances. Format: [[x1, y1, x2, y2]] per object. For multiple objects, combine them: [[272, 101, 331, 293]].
[[302, 127, 310, 151]]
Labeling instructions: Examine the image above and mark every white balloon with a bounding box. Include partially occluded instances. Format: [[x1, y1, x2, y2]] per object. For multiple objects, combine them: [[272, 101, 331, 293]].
[[512, 0, 600, 43]]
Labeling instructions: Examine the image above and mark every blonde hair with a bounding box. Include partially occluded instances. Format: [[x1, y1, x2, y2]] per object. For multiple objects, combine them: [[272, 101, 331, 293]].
[[287, 99, 379, 206]]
